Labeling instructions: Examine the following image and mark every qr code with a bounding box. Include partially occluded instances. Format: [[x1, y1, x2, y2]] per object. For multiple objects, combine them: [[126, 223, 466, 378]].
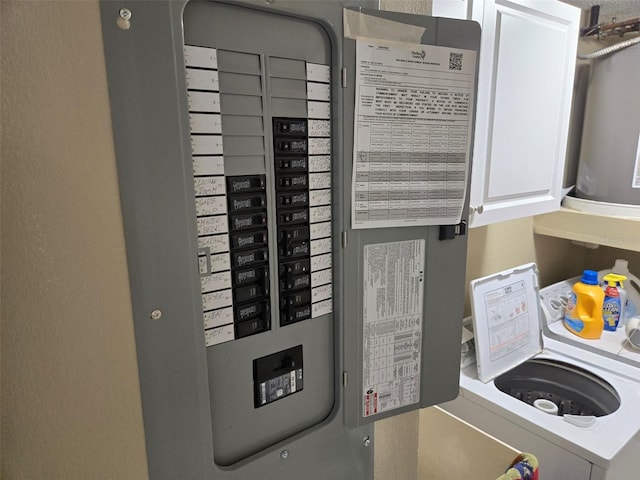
[[449, 52, 463, 70]]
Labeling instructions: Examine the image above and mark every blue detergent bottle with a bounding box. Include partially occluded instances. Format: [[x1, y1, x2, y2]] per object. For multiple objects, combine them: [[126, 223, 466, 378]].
[[602, 274, 625, 331]]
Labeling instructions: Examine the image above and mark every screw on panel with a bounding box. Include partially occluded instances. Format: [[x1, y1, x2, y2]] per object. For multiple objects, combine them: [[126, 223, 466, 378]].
[[280, 450, 289, 460], [150, 309, 162, 320], [363, 436, 371, 447], [117, 8, 132, 30]]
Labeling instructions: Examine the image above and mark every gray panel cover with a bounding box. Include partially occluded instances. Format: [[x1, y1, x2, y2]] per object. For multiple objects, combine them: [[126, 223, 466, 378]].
[[100, 0, 478, 478]]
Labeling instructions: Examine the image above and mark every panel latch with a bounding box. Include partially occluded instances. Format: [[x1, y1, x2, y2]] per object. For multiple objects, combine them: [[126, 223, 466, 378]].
[[439, 220, 467, 241]]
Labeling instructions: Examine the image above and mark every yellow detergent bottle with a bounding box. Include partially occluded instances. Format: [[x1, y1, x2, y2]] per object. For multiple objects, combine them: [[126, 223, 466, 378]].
[[564, 270, 605, 339]]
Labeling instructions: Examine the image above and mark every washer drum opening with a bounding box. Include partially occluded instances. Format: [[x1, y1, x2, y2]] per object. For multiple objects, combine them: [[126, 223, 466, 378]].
[[494, 358, 621, 417]]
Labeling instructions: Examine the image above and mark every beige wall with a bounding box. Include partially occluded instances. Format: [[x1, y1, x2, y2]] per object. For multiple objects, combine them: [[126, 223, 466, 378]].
[[1, 2, 148, 478]]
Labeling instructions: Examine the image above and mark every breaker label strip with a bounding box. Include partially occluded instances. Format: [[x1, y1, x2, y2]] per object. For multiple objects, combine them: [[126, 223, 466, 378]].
[[310, 221, 331, 240], [185, 45, 236, 346], [187, 91, 221, 113], [195, 196, 227, 216], [184, 44, 218, 69], [307, 101, 331, 119], [309, 189, 331, 207], [306, 63, 330, 83], [205, 325, 234, 347], [186, 68, 220, 91], [191, 135, 224, 155], [309, 172, 331, 190], [196, 215, 229, 236], [311, 268, 332, 288], [189, 114, 222, 135], [193, 176, 226, 196], [201, 271, 233, 294], [193, 156, 225, 176], [307, 82, 331, 101], [308, 155, 331, 172], [204, 306, 234, 329], [202, 289, 233, 311], [312, 298, 333, 318], [198, 233, 230, 254], [311, 237, 332, 256], [308, 119, 331, 137]]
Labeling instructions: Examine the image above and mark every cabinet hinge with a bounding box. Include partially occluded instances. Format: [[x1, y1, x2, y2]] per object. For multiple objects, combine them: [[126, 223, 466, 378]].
[[341, 67, 347, 88], [343, 371, 348, 387], [342, 231, 348, 248]]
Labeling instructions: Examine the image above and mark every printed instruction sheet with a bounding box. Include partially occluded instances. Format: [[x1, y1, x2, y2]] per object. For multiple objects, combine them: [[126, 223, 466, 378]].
[[352, 40, 477, 228], [483, 280, 531, 362], [362, 240, 425, 417]]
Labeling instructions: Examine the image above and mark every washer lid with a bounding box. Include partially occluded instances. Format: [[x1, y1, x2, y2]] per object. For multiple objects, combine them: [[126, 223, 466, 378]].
[[470, 263, 543, 383]]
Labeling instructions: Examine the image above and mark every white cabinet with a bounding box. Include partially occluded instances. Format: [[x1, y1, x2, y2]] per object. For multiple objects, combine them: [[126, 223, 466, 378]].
[[434, 0, 580, 227]]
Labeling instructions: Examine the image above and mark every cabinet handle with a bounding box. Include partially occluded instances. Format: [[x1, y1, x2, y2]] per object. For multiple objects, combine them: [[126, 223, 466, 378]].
[[470, 205, 484, 214]]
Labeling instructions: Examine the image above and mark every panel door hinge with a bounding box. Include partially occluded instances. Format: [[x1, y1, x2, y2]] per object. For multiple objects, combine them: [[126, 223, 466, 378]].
[[342, 231, 348, 248], [341, 67, 347, 88]]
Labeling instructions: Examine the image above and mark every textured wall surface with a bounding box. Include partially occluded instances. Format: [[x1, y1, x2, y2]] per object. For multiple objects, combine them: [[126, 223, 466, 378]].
[[0, 1, 148, 478]]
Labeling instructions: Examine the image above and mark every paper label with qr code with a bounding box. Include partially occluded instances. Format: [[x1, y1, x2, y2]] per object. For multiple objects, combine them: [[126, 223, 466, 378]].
[[352, 40, 477, 229]]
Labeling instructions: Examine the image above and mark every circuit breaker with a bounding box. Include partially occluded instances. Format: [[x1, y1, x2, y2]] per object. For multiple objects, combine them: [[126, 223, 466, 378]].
[[100, 1, 480, 479]]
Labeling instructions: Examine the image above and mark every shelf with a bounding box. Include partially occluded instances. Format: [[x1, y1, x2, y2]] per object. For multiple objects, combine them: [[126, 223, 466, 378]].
[[533, 207, 640, 252]]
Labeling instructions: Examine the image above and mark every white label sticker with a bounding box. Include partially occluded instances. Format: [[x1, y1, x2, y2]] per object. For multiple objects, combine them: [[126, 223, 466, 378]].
[[201, 271, 232, 293], [194, 176, 226, 196], [186, 68, 220, 92], [197, 215, 229, 236], [308, 119, 331, 137], [205, 325, 234, 347], [309, 172, 331, 190], [310, 189, 331, 207], [311, 237, 332, 256], [184, 45, 218, 69], [310, 206, 331, 223], [193, 156, 224, 176], [311, 253, 332, 271], [189, 114, 222, 135], [210, 252, 231, 273], [202, 289, 233, 311], [197, 233, 229, 254], [309, 155, 331, 172], [312, 284, 332, 303], [311, 268, 332, 288], [306, 63, 330, 83], [308, 137, 331, 155], [198, 252, 231, 275], [312, 298, 333, 318], [310, 221, 331, 240], [203, 306, 234, 329], [195, 196, 227, 217], [188, 91, 221, 113], [362, 240, 425, 417], [191, 135, 223, 155], [308, 101, 331, 119], [307, 82, 331, 101]]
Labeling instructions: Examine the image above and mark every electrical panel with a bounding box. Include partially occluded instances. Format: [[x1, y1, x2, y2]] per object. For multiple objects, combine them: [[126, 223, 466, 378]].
[[100, 1, 480, 479]]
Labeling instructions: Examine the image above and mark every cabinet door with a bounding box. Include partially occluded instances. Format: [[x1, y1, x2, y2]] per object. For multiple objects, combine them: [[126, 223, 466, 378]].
[[470, 0, 580, 227]]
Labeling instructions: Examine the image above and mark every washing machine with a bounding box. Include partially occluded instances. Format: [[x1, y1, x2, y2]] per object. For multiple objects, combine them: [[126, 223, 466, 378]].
[[441, 263, 640, 480]]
